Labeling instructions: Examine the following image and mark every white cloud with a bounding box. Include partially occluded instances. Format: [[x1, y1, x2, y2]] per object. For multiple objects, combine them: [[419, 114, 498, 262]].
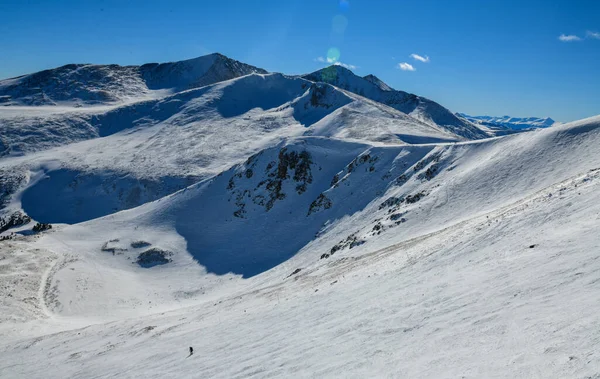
[[587, 31, 600, 40], [398, 62, 416, 71], [410, 53, 430, 63], [314, 57, 357, 70], [558, 34, 582, 42], [333, 62, 357, 70]]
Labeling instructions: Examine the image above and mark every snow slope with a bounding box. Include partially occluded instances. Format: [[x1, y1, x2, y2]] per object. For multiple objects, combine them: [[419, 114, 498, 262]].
[[303, 65, 488, 140], [0, 116, 599, 378], [0, 53, 266, 106], [1, 52, 600, 378], [1, 72, 461, 223]]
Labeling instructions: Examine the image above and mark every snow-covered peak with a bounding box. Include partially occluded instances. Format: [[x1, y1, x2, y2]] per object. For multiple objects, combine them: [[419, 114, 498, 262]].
[[0, 53, 267, 106], [363, 74, 393, 91], [304, 66, 488, 140], [139, 52, 267, 91]]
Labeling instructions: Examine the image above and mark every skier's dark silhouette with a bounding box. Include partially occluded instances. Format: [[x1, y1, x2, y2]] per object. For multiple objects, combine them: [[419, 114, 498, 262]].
[[189, 347, 194, 356]]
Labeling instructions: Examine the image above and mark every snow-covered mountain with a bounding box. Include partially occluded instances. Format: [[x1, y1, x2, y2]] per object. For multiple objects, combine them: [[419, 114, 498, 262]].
[[1, 53, 600, 378], [304, 65, 488, 140], [458, 113, 557, 135], [0, 53, 266, 106]]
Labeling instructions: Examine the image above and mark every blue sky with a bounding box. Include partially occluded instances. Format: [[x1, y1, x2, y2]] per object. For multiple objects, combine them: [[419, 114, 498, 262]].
[[1, 0, 598, 121]]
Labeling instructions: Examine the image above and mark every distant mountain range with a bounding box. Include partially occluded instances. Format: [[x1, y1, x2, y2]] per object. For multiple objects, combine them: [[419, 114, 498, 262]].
[[457, 113, 557, 135]]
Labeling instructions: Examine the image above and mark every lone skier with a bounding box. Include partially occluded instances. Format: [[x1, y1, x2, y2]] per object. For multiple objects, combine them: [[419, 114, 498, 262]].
[[189, 346, 194, 356]]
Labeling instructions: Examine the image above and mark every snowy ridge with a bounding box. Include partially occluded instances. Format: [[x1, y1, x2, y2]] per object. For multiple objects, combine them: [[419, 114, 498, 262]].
[[0, 53, 266, 106], [303, 65, 488, 140]]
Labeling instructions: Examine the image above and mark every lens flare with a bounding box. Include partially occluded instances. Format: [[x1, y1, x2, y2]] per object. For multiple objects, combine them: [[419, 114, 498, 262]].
[[326, 47, 341, 63]]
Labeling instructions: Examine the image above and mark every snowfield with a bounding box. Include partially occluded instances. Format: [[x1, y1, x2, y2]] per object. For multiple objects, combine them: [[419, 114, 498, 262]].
[[0, 54, 599, 378]]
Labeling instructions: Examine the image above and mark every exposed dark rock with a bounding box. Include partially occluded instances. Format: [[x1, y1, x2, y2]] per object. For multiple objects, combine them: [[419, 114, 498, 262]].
[[405, 192, 426, 204], [136, 248, 173, 268], [308, 193, 333, 215], [330, 173, 340, 187], [0, 211, 31, 233], [390, 213, 407, 222], [0, 234, 14, 241], [417, 164, 439, 181], [394, 174, 408, 186], [32, 222, 52, 233], [414, 152, 442, 172], [326, 233, 366, 258], [227, 178, 235, 190], [228, 148, 314, 215], [101, 240, 127, 255], [287, 268, 302, 278], [131, 240, 151, 248], [379, 196, 405, 210]]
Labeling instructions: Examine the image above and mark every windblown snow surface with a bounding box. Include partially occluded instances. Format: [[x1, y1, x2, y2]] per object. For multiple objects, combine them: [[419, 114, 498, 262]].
[[1, 54, 600, 378]]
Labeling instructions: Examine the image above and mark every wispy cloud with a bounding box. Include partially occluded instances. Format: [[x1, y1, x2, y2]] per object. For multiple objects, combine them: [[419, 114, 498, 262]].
[[398, 62, 416, 71], [314, 57, 357, 70], [334, 62, 357, 70], [587, 31, 600, 40], [314, 56, 337, 63], [410, 53, 430, 63], [558, 34, 582, 42]]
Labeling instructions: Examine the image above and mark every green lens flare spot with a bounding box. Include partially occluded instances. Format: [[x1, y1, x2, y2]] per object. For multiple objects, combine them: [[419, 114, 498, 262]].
[[327, 47, 341, 63]]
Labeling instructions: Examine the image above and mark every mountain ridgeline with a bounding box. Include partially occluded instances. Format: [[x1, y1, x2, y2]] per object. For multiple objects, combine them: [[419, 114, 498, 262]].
[[302, 65, 488, 140], [0, 53, 485, 140], [0, 53, 267, 106], [457, 113, 556, 131]]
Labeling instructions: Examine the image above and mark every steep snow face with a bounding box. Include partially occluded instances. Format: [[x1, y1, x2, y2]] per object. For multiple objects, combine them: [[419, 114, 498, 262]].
[[0, 73, 466, 223], [304, 65, 488, 140], [0, 73, 314, 220], [21, 168, 199, 224], [458, 113, 557, 132], [139, 53, 267, 91], [305, 97, 459, 144], [363, 74, 393, 91], [19, 115, 599, 321], [0, 64, 147, 106], [0, 110, 97, 155], [0, 53, 266, 106]]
